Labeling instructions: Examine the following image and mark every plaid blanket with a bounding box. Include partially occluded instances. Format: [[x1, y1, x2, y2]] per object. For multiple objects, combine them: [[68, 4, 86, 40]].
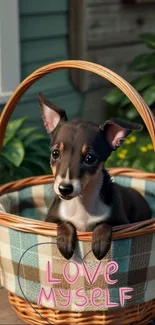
[[0, 175, 155, 312]]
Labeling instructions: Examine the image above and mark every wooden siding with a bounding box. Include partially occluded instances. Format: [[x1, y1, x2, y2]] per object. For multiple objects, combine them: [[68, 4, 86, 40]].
[[20, 15, 67, 40], [70, 0, 155, 91], [87, 3, 155, 48], [20, 0, 68, 14], [0, 0, 83, 126]]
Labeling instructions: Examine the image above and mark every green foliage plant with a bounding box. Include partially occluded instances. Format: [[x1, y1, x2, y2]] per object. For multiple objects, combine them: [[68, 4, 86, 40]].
[[0, 117, 51, 184], [103, 33, 155, 172]]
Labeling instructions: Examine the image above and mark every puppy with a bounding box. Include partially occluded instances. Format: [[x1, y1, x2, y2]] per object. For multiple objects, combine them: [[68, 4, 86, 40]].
[[38, 93, 152, 260]]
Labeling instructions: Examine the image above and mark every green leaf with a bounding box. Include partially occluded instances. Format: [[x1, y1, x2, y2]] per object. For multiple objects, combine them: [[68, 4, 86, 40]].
[[142, 85, 155, 106], [14, 167, 34, 179], [122, 160, 129, 167], [140, 33, 155, 49], [24, 133, 48, 147], [120, 97, 131, 108], [120, 75, 154, 108], [25, 147, 49, 158], [22, 159, 51, 176], [103, 88, 124, 105], [25, 139, 50, 160], [126, 106, 139, 120], [23, 157, 50, 174], [3, 117, 27, 147], [129, 53, 155, 71], [21, 161, 41, 176], [0, 155, 13, 169], [147, 161, 155, 173], [17, 127, 38, 140], [2, 139, 25, 167], [132, 75, 154, 90]]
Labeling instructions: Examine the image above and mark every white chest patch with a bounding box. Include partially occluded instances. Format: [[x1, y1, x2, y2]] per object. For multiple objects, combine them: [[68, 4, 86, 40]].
[[59, 196, 111, 231]]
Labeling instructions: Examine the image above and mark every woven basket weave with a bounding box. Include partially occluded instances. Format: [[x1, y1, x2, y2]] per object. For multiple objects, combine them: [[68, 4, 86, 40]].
[[0, 60, 155, 325]]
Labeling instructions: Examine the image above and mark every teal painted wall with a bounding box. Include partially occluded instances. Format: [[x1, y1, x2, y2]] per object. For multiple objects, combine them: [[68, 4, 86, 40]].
[[1, 0, 83, 127]]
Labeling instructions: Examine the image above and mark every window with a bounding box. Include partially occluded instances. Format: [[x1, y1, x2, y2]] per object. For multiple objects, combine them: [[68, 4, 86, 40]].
[[0, 0, 20, 104]]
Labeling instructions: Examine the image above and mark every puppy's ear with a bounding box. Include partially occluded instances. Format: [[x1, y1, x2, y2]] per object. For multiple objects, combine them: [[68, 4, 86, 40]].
[[100, 118, 142, 150], [38, 92, 67, 134]]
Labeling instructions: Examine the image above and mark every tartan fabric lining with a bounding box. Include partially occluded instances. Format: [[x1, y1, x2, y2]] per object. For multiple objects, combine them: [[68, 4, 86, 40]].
[[0, 176, 155, 312]]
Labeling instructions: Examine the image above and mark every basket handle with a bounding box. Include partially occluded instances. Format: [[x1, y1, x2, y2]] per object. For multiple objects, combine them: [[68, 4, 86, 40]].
[[0, 60, 155, 152]]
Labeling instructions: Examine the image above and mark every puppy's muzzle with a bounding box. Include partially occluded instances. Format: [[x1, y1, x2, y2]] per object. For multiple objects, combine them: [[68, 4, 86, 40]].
[[54, 175, 82, 199], [59, 183, 74, 198]]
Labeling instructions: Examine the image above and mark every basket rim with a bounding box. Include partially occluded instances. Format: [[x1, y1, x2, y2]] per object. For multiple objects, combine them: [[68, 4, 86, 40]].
[[0, 168, 155, 241], [0, 167, 155, 195]]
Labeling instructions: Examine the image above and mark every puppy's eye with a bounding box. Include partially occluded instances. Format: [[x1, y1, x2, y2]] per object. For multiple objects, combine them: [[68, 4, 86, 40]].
[[51, 149, 60, 160], [84, 154, 97, 165]]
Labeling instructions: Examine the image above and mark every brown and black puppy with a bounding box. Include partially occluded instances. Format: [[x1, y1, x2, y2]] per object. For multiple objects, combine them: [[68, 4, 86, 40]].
[[38, 93, 152, 260]]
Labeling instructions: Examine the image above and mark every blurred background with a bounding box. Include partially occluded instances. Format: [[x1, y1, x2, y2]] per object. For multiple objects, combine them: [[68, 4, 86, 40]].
[[0, 0, 155, 184]]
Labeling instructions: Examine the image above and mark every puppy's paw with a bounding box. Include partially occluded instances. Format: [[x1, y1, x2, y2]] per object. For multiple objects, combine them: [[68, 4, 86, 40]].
[[92, 223, 112, 260], [57, 221, 77, 260]]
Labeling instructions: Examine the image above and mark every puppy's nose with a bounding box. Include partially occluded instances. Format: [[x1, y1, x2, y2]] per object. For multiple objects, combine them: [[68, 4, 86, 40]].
[[59, 183, 73, 196]]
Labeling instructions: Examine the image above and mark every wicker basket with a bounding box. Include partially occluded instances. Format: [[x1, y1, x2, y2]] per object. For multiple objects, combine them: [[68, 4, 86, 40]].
[[0, 61, 155, 325]]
